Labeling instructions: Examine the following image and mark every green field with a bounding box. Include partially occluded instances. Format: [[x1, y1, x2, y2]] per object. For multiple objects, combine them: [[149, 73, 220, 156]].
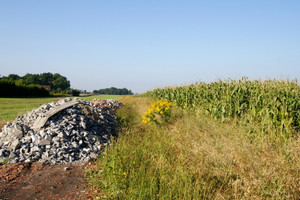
[[0, 95, 121, 122]]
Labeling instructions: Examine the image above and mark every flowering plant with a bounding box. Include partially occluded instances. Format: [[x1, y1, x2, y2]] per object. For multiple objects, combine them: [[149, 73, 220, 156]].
[[142, 100, 172, 125]]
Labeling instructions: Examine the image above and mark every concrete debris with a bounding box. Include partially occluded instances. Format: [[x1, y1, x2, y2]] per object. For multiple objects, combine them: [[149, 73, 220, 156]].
[[0, 98, 123, 164]]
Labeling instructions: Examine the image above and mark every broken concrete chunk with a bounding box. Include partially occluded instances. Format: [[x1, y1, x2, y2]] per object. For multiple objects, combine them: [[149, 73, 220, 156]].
[[11, 139, 21, 150], [38, 139, 51, 146]]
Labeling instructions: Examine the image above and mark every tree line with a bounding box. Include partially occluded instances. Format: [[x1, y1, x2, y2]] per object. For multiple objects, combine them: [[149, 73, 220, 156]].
[[0, 79, 50, 97], [1, 73, 134, 97], [0, 72, 70, 93], [93, 87, 133, 95]]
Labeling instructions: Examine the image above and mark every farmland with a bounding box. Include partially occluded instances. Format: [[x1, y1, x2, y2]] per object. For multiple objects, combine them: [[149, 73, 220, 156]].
[[1, 79, 300, 199], [86, 79, 300, 199], [145, 78, 300, 136]]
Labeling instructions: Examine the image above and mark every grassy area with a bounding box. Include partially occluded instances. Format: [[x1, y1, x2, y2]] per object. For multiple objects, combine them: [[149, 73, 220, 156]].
[[0, 95, 122, 122], [86, 96, 300, 199]]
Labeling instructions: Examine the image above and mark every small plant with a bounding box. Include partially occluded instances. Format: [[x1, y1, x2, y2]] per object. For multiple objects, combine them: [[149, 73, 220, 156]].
[[142, 99, 172, 125]]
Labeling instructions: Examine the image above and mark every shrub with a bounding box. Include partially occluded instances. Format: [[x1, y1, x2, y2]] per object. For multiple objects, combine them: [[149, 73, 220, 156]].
[[0, 79, 49, 97], [71, 89, 80, 96], [142, 99, 172, 125]]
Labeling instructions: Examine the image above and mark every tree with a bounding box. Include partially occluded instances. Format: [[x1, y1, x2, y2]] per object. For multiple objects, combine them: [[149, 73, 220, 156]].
[[23, 73, 40, 85], [93, 87, 133, 95], [7, 74, 20, 81], [1, 72, 72, 94], [15, 79, 25, 85], [51, 76, 70, 91], [39, 72, 53, 85], [71, 89, 80, 96]]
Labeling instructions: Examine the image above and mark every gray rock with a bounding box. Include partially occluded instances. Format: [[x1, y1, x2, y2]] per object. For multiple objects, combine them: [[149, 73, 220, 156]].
[[57, 132, 66, 139], [11, 139, 21, 150], [90, 152, 98, 160], [39, 139, 51, 146], [9, 151, 16, 159], [31, 146, 40, 152]]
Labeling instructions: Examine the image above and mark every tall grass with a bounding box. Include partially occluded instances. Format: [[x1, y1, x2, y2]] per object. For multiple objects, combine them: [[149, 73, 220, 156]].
[[86, 96, 300, 199], [145, 78, 300, 136]]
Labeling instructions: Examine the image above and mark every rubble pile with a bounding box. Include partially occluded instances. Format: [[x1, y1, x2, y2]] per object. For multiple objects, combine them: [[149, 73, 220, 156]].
[[91, 99, 123, 112], [0, 98, 122, 164]]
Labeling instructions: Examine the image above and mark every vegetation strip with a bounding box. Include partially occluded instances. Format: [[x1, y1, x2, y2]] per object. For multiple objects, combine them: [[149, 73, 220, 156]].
[[145, 78, 300, 136], [86, 96, 300, 199]]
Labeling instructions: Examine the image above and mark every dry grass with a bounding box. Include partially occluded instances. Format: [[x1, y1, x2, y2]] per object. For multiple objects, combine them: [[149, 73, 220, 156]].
[[169, 109, 300, 199]]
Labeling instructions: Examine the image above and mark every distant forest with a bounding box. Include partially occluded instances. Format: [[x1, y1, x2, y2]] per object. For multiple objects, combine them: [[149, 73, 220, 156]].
[[1, 73, 133, 96], [93, 87, 133, 95], [0, 73, 71, 93]]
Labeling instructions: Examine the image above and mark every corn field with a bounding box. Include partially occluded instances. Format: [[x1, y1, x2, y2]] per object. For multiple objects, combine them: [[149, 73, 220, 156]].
[[145, 78, 300, 135]]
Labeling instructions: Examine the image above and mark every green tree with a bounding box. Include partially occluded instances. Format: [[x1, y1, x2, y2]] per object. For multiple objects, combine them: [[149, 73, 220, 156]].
[[23, 73, 40, 85], [93, 87, 133, 95], [71, 89, 80, 96], [51, 76, 70, 91], [39, 72, 53, 85], [7, 74, 21, 81]]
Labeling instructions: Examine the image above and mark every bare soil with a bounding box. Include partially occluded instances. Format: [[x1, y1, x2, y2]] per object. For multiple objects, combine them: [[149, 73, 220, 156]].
[[0, 162, 95, 200]]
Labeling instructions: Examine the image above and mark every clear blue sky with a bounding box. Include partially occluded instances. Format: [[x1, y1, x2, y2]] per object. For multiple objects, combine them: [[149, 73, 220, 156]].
[[0, 0, 299, 93]]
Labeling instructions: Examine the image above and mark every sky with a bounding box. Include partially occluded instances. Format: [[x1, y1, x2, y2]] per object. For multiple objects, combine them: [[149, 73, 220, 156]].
[[0, 0, 299, 93]]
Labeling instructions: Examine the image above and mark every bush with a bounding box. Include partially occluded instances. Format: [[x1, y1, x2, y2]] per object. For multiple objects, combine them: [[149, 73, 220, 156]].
[[0, 80, 49, 97], [71, 89, 80, 96]]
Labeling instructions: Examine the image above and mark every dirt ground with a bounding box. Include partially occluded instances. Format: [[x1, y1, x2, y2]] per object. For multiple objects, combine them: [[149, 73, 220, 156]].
[[0, 162, 96, 200]]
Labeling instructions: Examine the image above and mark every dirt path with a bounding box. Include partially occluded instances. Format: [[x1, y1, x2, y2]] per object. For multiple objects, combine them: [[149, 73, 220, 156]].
[[0, 162, 95, 200]]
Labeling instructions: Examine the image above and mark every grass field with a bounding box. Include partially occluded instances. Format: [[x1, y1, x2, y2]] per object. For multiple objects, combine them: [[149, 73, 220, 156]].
[[0, 94, 121, 122], [86, 96, 300, 199]]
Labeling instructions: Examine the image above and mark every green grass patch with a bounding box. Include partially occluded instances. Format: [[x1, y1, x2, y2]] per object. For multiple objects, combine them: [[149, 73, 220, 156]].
[[86, 96, 300, 199]]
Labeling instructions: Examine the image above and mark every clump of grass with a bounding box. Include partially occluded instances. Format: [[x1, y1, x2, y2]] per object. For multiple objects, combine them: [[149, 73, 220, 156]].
[[86, 96, 300, 199]]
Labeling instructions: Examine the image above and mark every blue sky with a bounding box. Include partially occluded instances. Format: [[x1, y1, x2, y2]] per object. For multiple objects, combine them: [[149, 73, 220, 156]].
[[0, 0, 299, 93]]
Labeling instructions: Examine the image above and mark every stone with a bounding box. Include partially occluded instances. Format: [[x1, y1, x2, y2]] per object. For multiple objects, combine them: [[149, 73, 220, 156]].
[[11, 139, 21, 150], [31, 146, 40, 152], [41, 154, 50, 161], [72, 142, 79, 149], [90, 152, 98, 160], [9, 152, 16, 159], [58, 132, 66, 139], [31, 135, 37, 142], [38, 139, 51, 146], [39, 130, 46, 138]]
